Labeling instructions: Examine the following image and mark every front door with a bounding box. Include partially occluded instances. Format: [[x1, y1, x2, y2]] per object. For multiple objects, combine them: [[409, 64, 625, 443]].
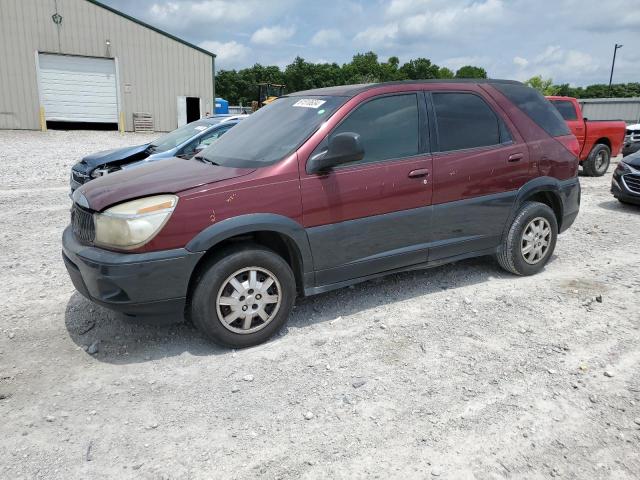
[[427, 89, 531, 260], [300, 92, 433, 286]]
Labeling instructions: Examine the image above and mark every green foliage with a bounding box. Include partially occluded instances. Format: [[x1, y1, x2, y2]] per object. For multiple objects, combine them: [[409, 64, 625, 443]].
[[215, 52, 487, 104], [454, 65, 487, 79], [214, 52, 639, 104], [526, 77, 640, 99], [524, 76, 559, 96], [554, 82, 640, 99]]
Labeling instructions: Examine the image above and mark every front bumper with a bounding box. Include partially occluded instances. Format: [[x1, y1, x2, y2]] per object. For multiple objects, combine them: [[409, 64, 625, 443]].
[[611, 172, 640, 205], [62, 226, 204, 318]]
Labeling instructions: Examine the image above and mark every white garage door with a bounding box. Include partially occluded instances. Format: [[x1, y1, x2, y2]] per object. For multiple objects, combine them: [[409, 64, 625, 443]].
[[38, 54, 118, 123]]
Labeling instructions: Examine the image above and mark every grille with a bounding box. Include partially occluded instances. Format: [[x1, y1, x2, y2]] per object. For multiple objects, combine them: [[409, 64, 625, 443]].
[[71, 204, 95, 244], [623, 174, 640, 194]]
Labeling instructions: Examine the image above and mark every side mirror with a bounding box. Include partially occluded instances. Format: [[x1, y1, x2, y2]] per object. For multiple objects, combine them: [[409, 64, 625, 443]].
[[307, 132, 364, 174]]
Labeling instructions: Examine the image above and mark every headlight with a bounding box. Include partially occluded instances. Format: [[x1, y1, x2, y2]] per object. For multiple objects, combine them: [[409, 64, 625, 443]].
[[616, 162, 633, 174], [91, 166, 117, 178], [94, 194, 178, 249]]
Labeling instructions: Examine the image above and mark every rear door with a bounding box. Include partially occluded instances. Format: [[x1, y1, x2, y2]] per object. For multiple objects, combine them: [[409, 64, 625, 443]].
[[300, 92, 433, 286], [427, 88, 531, 260]]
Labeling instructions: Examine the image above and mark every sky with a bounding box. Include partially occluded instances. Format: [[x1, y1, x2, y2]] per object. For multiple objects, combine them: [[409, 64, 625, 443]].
[[100, 0, 640, 86]]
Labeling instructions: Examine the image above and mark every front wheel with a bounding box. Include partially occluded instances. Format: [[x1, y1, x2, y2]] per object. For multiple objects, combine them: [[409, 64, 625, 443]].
[[497, 201, 558, 276], [582, 144, 611, 177], [190, 245, 296, 348]]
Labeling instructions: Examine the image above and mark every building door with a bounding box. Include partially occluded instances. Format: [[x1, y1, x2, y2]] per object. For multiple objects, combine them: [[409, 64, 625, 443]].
[[186, 97, 200, 123], [37, 53, 118, 128], [177, 96, 201, 126]]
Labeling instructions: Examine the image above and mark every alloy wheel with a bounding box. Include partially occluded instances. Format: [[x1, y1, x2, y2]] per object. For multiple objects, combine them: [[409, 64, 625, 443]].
[[595, 151, 608, 172], [521, 217, 552, 265], [215, 267, 282, 334]]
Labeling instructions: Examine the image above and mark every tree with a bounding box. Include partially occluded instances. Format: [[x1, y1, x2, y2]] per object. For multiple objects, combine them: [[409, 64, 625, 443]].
[[524, 76, 559, 95], [342, 52, 383, 84], [398, 58, 440, 80], [216, 51, 640, 104], [455, 65, 487, 79], [437, 67, 455, 79]]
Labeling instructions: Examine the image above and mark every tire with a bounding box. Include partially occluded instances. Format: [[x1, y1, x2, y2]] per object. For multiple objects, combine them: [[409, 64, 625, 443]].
[[582, 144, 611, 177], [497, 201, 558, 276], [190, 244, 296, 348]]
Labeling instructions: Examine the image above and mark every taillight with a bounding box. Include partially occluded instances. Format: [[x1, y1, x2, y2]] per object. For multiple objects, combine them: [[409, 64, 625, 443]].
[[556, 135, 580, 157]]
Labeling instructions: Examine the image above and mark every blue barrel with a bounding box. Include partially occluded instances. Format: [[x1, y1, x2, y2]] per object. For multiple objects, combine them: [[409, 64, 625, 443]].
[[215, 98, 229, 114]]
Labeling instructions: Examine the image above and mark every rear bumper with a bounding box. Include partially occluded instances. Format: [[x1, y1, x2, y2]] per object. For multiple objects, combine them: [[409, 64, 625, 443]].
[[62, 226, 203, 318], [558, 177, 581, 233]]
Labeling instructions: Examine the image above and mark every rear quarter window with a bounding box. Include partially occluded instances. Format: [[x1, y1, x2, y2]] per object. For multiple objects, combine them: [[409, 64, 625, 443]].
[[492, 83, 570, 137]]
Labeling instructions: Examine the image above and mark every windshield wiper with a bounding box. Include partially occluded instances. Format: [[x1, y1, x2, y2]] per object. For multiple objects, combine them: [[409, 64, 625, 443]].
[[194, 155, 220, 166]]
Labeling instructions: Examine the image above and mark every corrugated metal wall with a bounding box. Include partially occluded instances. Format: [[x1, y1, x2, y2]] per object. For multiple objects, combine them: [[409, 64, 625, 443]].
[[0, 0, 215, 131], [578, 98, 640, 124]]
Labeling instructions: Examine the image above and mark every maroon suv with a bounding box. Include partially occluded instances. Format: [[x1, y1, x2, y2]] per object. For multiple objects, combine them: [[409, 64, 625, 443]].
[[63, 80, 581, 347]]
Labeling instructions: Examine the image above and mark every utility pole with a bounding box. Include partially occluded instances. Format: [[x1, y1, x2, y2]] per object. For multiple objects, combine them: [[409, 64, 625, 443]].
[[609, 43, 623, 93]]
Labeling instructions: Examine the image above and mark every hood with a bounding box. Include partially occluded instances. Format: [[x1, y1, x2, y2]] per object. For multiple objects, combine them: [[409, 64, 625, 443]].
[[626, 123, 640, 132], [76, 157, 255, 211], [623, 150, 640, 168], [81, 144, 150, 169]]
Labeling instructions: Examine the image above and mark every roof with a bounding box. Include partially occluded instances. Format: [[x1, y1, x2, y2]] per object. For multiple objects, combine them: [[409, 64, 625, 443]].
[[86, 0, 215, 58], [288, 79, 523, 98]]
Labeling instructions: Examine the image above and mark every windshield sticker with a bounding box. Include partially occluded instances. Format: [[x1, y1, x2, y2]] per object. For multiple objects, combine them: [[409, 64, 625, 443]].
[[293, 99, 326, 109], [194, 126, 208, 131]]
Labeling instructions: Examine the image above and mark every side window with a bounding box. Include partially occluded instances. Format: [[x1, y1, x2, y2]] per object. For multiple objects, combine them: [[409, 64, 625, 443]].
[[181, 126, 231, 157], [433, 92, 502, 152], [550, 100, 578, 121], [199, 125, 232, 147], [329, 93, 419, 166]]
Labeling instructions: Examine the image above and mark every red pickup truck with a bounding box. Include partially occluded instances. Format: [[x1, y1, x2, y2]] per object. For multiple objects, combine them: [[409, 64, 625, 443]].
[[546, 96, 626, 176]]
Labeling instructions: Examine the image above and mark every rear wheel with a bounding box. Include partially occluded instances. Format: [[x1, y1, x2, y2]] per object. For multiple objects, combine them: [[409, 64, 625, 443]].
[[497, 201, 558, 276], [190, 245, 296, 348], [582, 144, 611, 177]]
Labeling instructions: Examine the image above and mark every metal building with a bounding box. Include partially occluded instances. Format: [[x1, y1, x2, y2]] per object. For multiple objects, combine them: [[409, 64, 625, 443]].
[[578, 98, 640, 124], [0, 0, 216, 132]]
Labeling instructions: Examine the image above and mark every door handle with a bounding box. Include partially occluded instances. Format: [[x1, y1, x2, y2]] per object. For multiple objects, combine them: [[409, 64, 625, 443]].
[[408, 168, 429, 178], [508, 153, 524, 162]]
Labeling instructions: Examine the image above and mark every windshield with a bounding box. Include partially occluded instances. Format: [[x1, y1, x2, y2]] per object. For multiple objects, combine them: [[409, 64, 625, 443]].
[[201, 96, 346, 168], [150, 120, 218, 152]]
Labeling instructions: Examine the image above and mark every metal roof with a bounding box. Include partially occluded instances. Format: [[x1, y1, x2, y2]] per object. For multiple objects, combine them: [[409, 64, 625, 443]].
[[86, 0, 216, 58], [288, 79, 523, 98]]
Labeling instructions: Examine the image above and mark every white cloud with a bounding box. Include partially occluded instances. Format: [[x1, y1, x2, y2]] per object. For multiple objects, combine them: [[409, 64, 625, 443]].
[[199, 40, 251, 69], [513, 56, 529, 68], [353, 0, 505, 49], [397, 0, 505, 38], [509, 46, 600, 82], [149, 0, 255, 25], [353, 24, 398, 46], [250, 25, 296, 45], [310, 29, 342, 47], [385, 0, 433, 17]]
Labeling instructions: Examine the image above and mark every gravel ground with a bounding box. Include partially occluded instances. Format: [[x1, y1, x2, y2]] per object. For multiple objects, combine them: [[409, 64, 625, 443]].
[[1, 129, 639, 479]]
